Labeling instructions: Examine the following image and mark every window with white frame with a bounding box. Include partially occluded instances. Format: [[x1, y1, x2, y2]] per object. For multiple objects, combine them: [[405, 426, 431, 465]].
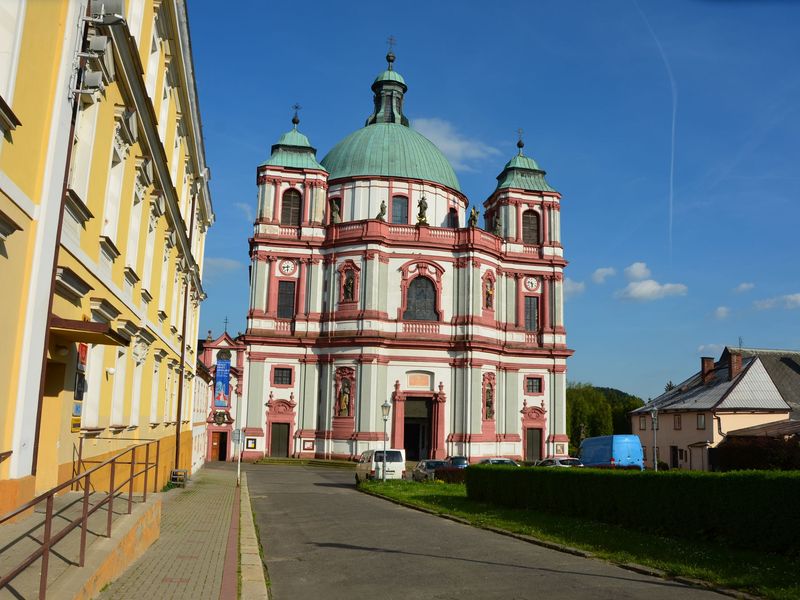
[[101, 139, 126, 243], [149, 358, 161, 423], [125, 172, 146, 272], [145, 25, 161, 97], [110, 347, 128, 426], [68, 101, 100, 201], [0, 0, 26, 103]]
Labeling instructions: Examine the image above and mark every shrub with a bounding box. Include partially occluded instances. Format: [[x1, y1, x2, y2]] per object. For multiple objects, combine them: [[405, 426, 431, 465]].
[[434, 467, 466, 484], [465, 465, 800, 555]]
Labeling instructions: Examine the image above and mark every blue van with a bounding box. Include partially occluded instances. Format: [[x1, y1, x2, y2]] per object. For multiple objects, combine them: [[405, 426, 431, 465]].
[[579, 435, 644, 470]]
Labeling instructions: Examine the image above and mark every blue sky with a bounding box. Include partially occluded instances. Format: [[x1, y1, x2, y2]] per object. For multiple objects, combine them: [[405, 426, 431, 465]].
[[188, 1, 800, 401]]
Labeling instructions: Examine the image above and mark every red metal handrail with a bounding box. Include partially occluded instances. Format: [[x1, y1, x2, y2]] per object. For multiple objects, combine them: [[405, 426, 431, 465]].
[[0, 439, 160, 599]]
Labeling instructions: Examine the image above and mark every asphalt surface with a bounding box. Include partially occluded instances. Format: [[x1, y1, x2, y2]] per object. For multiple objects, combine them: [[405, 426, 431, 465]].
[[246, 465, 725, 600]]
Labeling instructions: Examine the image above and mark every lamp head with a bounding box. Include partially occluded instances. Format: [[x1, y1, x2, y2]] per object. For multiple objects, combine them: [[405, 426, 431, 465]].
[[381, 399, 391, 419]]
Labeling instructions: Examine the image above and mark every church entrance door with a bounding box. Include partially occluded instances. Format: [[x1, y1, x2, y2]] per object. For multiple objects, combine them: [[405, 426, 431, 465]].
[[270, 423, 290, 457], [404, 398, 432, 461]]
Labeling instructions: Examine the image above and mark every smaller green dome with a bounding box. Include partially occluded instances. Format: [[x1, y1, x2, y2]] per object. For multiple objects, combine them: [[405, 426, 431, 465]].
[[275, 128, 313, 148], [262, 123, 326, 171], [495, 149, 556, 193], [373, 69, 406, 88]]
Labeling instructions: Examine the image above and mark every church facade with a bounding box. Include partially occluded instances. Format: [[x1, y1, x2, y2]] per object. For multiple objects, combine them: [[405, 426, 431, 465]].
[[240, 53, 572, 463]]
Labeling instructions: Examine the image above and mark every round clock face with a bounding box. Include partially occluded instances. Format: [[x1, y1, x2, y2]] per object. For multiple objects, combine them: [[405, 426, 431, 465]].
[[524, 276, 539, 292], [279, 260, 296, 275]]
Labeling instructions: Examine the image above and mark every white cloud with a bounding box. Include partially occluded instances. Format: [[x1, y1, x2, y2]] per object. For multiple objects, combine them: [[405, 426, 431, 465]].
[[204, 257, 245, 280], [412, 118, 500, 171], [624, 261, 651, 281], [714, 306, 730, 320], [615, 279, 688, 301], [754, 293, 800, 310], [697, 343, 724, 355], [733, 282, 754, 294], [563, 278, 586, 299], [592, 267, 616, 284], [234, 202, 254, 222]]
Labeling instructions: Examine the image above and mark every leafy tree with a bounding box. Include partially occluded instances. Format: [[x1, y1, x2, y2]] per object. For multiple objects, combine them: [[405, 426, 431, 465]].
[[596, 387, 645, 434], [566, 383, 645, 453], [566, 383, 612, 454], [665, 380, 676, 391]]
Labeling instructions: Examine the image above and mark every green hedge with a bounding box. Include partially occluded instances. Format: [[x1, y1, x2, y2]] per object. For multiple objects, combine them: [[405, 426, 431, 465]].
[[434, 467, 466, 484], [465, 466, 800, 555]]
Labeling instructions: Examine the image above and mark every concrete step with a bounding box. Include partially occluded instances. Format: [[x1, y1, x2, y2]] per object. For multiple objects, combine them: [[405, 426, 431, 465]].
[[0, 491, 140, 600]]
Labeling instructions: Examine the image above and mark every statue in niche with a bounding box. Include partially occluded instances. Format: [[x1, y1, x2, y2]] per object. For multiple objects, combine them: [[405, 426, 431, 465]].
[[485, 384, 495, 419], [493, 212, 503, 237], [338, 378, 351, 416], [485, 280, 494, 309], [468, 206, 479, 228], [330, 200, 341, 224], [417, 195, 428, 225], [343, 271, 355, 302], [376, 200, 386, 221]]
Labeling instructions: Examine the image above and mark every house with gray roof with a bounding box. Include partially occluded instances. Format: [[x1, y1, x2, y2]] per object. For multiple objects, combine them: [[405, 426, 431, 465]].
[[630, 347, 792, 470]]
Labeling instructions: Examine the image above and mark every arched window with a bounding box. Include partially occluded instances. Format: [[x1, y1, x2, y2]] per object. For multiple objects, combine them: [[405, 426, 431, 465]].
[[402, 276, 437, 321], [281, 189, 302, 226], [522, 210, 539, 245], [391, 195, 408, 224]]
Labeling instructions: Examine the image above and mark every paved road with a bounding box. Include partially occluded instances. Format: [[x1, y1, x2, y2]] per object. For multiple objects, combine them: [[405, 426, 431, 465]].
[[246, 465, 724, 600]]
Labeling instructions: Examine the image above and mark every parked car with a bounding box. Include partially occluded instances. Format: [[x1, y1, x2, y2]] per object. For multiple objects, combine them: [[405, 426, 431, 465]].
[[446, 456, 470, 469], [355, 449, 407, 483], [579, 435, 644, 470], [478, 458, 520, 466], [411, 459, 449, 481], [536, 457, 583, 468]]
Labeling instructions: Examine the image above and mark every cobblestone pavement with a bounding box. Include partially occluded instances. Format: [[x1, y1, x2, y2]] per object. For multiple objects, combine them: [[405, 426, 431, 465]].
[[98, 463, 237, 600]]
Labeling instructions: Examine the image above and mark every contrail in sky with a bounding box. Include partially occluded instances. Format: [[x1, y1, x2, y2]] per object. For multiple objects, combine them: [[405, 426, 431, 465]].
[[634, 1, 677, 264]]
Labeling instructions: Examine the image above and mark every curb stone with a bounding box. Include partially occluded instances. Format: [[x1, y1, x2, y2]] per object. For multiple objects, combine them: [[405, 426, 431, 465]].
[[357, 486, 764, 600], [239, 473, 269, 599]]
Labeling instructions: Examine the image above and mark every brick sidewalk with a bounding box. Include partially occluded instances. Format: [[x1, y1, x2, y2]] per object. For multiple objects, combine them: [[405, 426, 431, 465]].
[[98, 464, 237, 600]]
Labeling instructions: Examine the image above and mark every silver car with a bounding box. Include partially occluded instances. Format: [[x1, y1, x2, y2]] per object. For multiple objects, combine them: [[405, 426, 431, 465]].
[[536, 457, 583, 468]]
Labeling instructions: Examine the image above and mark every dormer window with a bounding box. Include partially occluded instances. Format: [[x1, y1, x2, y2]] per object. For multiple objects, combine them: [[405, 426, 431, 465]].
[[281, 189, 301, 226]]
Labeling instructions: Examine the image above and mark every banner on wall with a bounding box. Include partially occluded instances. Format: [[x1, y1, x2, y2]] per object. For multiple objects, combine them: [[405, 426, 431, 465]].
[[214, 355, 231, 408]]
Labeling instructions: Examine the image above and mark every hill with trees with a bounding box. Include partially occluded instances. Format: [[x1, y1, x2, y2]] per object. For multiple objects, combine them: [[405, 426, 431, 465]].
[[566, 383, 645, 454]]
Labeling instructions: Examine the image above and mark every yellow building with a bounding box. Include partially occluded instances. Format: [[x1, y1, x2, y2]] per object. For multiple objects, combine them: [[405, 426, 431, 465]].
[[0, 0, 213, 513]]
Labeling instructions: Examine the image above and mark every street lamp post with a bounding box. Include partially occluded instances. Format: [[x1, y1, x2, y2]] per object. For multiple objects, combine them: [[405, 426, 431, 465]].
[[381, 399, 391, 483], [650, 406, 658, 472]]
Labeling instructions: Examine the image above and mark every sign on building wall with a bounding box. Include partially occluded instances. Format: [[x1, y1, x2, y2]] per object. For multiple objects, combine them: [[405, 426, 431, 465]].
[[214, 349, 232, 408]]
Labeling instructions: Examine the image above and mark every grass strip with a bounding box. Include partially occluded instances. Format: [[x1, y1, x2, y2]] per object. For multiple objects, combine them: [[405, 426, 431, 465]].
[[360, 479, 799, 600]]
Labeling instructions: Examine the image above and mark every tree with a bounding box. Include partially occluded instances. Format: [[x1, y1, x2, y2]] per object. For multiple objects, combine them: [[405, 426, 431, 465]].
[[566, 383, 613, 454], [665, 381, 676, 392], [596, 387, 645, 434]]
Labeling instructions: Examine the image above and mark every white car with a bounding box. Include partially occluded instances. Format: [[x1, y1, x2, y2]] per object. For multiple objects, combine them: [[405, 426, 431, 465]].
[[355, 449, 406, 483]]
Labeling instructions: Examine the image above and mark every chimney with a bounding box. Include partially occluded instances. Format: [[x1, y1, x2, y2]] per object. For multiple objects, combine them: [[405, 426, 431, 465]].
[[729, 352, 742, 381], [701, 357, 714, 385]]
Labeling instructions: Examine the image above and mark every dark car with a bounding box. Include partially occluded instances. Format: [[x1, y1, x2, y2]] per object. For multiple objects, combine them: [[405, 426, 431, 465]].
[[411, 459, 448, 481], [447, 456, 470, 469]]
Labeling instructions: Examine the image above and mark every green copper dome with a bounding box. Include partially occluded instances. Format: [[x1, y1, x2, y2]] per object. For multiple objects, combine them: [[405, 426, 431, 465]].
[[373, 69, 406, 88], [320, 58, 461, 192], [495, 144, 556, 193], [322, 124, 460, 191], [261, 119, 326, 171]]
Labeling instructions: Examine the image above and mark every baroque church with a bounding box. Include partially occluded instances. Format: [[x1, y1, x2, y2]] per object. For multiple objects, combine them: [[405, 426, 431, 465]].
[[238, 52, 572, 463]]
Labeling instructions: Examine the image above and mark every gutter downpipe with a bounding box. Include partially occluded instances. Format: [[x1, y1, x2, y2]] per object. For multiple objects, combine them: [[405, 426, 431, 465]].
[[31, 3, 92, 475], [174, 188, 199, 471]]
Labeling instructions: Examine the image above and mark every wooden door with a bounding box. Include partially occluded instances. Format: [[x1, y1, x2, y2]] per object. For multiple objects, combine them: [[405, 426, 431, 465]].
[[525, 428, 542, 462], [211, 431, 221, 460], [270, 423, 290, 457]]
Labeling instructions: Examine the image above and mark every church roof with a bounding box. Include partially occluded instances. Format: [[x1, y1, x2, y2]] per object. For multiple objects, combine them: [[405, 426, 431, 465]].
[[320, 54, 461, 193], [322, 123, 461, 191], [495, 141, 556, 193], [261, 117, 326, 171]]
